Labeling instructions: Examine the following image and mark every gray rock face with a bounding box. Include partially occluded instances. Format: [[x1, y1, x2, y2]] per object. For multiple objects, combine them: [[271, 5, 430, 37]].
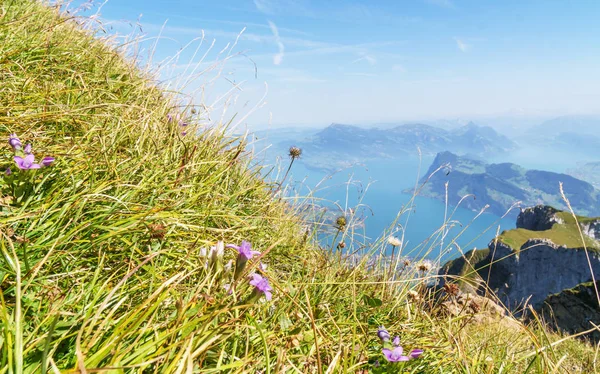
[[516, 205, 563, 231], [486, 239, 600, 309], [582, 220, 600, 240]]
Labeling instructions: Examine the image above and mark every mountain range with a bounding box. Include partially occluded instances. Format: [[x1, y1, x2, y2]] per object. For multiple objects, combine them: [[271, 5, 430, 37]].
[[284, 122, 516, 171], [408, 151, 600, 217]]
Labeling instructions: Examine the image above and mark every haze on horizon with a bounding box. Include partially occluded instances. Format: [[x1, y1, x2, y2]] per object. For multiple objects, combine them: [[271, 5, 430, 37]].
[[78, 0, 600, 128]]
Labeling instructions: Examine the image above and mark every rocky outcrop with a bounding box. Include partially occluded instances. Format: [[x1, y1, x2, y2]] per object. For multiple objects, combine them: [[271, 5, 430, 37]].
[[582, 220, 600, 240], [486, 239, 600, 309], [539, 281, 600, 343], [516, 205, 563, 231]]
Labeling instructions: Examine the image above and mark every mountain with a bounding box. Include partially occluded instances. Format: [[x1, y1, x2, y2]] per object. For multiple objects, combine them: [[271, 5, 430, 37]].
[[409, 152, 600, 217], [288, 122, 516, 171], [568, 161, 600, 188], [528, 115, 600, 139], [439, 205, 600, 342]]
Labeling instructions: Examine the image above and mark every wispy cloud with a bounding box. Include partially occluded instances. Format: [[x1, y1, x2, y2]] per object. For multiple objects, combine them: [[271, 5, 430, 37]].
[[351, 54, 377, 66], [454, 37, 469, 52], [392, 64, 406, 73], [253, 0, 313, 17], [424, 0, 455, 9], [268, 21, 285, 65]]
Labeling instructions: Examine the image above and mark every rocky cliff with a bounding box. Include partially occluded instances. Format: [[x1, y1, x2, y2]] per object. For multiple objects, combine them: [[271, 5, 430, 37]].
[[440, 205, 600, 328], [486, 239, 600, 309]]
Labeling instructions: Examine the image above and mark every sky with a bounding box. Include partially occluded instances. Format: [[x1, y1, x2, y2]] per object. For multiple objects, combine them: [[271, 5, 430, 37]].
[[74, 0, 600, 128]]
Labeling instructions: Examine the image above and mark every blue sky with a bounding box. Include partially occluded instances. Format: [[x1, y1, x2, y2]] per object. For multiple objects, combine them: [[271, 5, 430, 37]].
[[77, 0, 600, 128]]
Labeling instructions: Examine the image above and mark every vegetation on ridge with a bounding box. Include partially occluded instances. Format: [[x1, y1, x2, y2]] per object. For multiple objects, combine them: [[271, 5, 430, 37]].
[[0, 1, 597, 372], [498, 210, 600, 252]]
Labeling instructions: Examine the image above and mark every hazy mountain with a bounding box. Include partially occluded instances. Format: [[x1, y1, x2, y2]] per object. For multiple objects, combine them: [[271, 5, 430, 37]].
[[288, 122, 516, 171], [409, 151, 600, 217], [528, 115, 600, 138], [568, 161, 600, 189]]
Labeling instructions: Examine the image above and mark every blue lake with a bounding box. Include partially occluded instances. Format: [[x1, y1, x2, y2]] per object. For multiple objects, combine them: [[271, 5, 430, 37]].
[[280, 155, 516, 264]]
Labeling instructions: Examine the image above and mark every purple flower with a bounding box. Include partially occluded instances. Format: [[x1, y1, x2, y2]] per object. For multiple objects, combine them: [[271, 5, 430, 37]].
[[41, 157, 55, 167], [228, 241, 261, 260], [8, 134, 21, 150], [14, 154, 41, 170], [377, 326, 391, 343], [167, 114, 173, 123], [5, 168, 11, 176], [393, 336, 401, 347], [24, 143, 32, 154], [382, 346, 423, 362], [249, 273, 272, 300]]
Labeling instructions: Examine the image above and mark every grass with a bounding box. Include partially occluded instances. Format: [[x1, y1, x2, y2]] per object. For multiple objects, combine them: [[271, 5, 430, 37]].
[[0, 1, 598, 372], [498, 209, 600, 252]]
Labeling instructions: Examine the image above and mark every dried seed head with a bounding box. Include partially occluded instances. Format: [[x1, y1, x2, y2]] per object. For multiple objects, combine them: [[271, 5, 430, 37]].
[[337, 241, 346, 249], [417, 260, 433, 273], [335, 216, 347, 230], [387, 236, 402, 247], [288, 146, 302, 159], [403, 259, 411, 267], [148, 224, 166, 240], [191, 108, 197, 114], [407, 290, 421, 302], [443, 282, 460, 296]]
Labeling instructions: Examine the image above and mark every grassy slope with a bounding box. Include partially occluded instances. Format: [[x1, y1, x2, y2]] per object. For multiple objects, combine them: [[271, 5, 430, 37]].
[[0, 2, 597, 372], [498, 210, 600, 252]]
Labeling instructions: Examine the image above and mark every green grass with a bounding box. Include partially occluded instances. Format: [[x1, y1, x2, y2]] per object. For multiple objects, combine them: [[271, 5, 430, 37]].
[[0, 1, 598, 373], [498, 210, 600, 252]]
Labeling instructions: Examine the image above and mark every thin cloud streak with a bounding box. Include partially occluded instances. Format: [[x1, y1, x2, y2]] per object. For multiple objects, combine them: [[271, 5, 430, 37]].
[[454, 37, 469, 52], [424, 0, 455, 9], [268, 21, 285, 65]]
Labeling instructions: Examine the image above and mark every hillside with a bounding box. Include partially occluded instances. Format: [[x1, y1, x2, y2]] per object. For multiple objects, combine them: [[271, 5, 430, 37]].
[[0, 2, 597, 372], [411, 151, 600, 217]]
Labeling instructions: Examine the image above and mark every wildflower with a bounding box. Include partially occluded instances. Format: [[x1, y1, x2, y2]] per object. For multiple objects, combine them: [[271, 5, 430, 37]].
[[382, 346, 423, 362], [41, 157, 55, 167], [228, 240, 260, 261], [403, 259, 411, 267], [288, 146, 302, 159], [8, 134, 21, 150], [377, 326, 390, 343], [249, 273, 272, 301], [24, 143, 32, 154], [228, 240, 261, 280], [5, 168, 11, 176], [393, 336, 401, 347], [208, 241, 225, 272], [167, 114, 173, 123], [417, 260, 433, 273], [14, 154, 41, 170], [388, 236, 402, 247]]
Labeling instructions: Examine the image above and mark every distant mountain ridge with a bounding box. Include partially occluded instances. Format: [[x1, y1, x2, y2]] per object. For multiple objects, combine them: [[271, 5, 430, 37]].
[[409, 151, 600, 217], [288, 122, 516, 171]]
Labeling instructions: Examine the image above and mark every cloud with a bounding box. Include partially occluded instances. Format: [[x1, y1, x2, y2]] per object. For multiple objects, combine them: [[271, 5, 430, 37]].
[[424, 0, 455, 9], [351, 54, 377, 66], [454, 37, 469, 52], [253, 0, 274, 14], [392, 64, 406, 73], [253, 0, 313, 17], [268, 21, 285, 65]]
